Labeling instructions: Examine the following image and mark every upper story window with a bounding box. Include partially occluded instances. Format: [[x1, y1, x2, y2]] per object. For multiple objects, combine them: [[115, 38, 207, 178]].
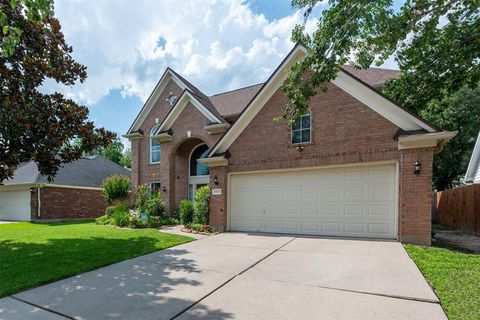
[[291, 111, 312, 144], [190, 144, 209, 176], [166, 92, 177, 106], [150, 124, 161, 163]]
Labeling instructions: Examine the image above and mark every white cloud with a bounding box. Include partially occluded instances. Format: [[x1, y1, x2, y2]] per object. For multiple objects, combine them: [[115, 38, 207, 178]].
[[47, 0, 325, 106]]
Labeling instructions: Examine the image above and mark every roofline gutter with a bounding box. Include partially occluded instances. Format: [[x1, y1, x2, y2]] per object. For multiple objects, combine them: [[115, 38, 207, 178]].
[[0, 183, 102, 191]]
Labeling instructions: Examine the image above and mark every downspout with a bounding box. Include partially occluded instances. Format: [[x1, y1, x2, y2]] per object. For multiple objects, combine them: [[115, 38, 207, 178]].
[[37, 186, 41, 218]]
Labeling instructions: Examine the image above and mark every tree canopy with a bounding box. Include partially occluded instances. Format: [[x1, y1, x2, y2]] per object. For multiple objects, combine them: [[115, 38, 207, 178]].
[[285, 0, 480, 189], [0, 0, 114, 181]]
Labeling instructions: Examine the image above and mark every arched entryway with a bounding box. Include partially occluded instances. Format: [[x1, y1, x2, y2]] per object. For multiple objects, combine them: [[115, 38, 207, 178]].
[[169, 138, 210, 213]]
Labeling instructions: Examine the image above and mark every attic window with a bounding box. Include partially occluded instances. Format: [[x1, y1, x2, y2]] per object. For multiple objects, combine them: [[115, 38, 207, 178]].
[[166, 92, 177, 106]]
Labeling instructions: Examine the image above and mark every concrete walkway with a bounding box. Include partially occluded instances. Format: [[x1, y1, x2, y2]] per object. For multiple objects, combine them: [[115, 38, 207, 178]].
[[0, 233, 447, 320]]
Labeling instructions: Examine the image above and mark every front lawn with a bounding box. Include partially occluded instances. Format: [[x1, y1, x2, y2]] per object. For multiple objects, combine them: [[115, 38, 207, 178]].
[[0, 221, 193, 297], [405, 244, 480, 320]]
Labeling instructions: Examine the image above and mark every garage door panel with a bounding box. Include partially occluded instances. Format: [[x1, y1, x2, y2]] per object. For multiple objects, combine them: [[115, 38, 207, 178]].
[[344, 204, 366, 216], [230, 164, 397, 239], [0, 190, 31, 221]]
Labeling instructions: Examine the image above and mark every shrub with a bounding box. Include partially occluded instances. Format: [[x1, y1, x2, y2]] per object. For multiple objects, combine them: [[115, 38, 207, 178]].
[[135, 185, 150, 213], [178, 199, 194, 225], [193, 185, 210, 225], [161, 217, 180, 225], [147, 216, 162, 228], [95, 214, 110, 225], [129, 215, 145, 228], [102, 175, 131, 204], [111, 210, 129, 227], [185, 223, 214, 233], [145, 192, 165, 219]]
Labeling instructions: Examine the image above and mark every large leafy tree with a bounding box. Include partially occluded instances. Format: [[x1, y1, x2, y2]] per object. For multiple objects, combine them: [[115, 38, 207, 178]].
[[284, 0, 479, 189], [421, 85, 480, 190], [0, 0, 114, 181]]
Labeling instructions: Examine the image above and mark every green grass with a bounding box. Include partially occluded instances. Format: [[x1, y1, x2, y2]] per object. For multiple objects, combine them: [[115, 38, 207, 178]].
[[0, 221, 193, 297], [405, 244, 480, 320]]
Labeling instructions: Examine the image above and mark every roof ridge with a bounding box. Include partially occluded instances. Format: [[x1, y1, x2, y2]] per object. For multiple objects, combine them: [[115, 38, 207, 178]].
[[210, 82, 264, 97], [342, 65, 400, 72]]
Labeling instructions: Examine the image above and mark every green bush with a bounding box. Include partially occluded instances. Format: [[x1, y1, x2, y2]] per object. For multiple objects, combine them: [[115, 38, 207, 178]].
[[147, 216, 162, 228], [95, 214, 110, 225], [161, 217, 180, 225], [135, 185, 150, 213], [129, 215, 145, 228], [111, 210, 129, 227], [102, 175, 131, 204], [145, 192, 165, 219], [178, 199, 194, 225], [193, 185, 210, 225], [185, 223, 214, 233]]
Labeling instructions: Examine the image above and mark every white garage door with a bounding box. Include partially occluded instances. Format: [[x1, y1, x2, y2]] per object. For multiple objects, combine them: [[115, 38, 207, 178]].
[[230, 164, 397, 239], [0, 190, 32, 221]]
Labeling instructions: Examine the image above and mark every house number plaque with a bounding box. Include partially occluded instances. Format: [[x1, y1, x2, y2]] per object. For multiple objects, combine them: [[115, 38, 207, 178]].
[[212, 188, 222, 195]]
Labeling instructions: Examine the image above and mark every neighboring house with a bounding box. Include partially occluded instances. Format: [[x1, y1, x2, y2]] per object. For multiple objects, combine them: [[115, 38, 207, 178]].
[[0, 156, 131, 221], [464, 131, 480, 183], [124, 44, 456, 245]]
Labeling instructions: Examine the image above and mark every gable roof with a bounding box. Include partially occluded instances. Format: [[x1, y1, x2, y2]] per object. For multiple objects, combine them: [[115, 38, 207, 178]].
[[126, 49, 407, 136], [1, 156, 131, 188], [465, 131, 480, 183], [168, 69, 226, 123], [207, 43, 439, 157], [154, 89, 224, 134]]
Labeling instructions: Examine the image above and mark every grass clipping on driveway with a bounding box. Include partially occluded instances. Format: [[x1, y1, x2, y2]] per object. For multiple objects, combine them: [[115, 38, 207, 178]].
[[405, 244, 480, 320], [0, 221, 193, 297]]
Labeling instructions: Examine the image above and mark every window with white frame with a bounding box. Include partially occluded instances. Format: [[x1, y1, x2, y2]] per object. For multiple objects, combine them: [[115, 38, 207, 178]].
[[150, 181, 161, 194], [150, 124, 161, 163], [291, 111, 311, 144]]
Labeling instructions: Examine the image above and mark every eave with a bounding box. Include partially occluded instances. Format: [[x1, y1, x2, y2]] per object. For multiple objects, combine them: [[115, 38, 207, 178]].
[[398, 131, 457, 153]]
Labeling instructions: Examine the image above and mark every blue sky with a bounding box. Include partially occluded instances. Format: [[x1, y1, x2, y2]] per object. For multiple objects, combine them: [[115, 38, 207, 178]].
[[50, 0, 400, 144]]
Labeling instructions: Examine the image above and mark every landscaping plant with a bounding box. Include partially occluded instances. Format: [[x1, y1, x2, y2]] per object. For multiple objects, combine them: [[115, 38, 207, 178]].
[[145, 192, 166, 219], [193, 186, 210, 225], [178, 199, 194, 225], [102, 175, 131, 204]]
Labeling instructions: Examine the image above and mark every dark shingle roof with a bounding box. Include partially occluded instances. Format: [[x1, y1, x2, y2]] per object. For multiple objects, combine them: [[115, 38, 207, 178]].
[[169, 66, 399, 122], [209, 83, 264, 119], [2, 156, 131, 188], [341, 65, 400, 87]]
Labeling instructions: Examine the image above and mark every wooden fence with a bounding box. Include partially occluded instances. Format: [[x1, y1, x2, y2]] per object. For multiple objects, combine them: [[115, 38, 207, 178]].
[[435, 184, 480, 236]]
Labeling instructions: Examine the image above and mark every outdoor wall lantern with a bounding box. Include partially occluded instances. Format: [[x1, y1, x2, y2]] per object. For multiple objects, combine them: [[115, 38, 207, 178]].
[[162, 186, 167, 193], [214, 176, 219, 185], [414, 160, 422, 175]]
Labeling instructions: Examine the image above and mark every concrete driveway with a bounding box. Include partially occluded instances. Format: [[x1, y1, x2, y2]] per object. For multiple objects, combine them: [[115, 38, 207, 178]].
[[0, 233, 446, 320]]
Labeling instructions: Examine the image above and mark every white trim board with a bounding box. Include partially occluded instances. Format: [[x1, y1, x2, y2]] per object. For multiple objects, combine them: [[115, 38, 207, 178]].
[[154, 90, 222, 134], [465, 131, 480, 183], [208, 43, 438, 157], [127, 69, 187, 134]]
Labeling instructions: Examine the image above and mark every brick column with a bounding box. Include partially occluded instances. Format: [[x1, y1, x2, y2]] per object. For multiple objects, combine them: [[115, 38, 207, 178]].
[[209, 166, 228, 231], [130, 139, 141, 188], [399, 147, 435, 245]]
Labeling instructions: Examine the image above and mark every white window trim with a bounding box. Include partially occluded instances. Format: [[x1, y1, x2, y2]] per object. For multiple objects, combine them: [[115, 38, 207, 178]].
[[291, 111, 312, 145], [188, 143, 209, 178], [149, 181, 161, 193], [150, 124, 161, 164]]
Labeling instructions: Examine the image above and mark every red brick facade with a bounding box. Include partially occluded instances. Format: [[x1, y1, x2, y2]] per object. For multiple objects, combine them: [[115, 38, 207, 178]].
[[30, 187, 107, 220], [131, 81, 435, 245]]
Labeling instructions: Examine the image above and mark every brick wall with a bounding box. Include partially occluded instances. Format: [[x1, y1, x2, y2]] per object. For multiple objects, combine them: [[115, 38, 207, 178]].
[[31, 186, 107, 220], [209, 83, 434, 245], [398, 148, 434, 245]]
